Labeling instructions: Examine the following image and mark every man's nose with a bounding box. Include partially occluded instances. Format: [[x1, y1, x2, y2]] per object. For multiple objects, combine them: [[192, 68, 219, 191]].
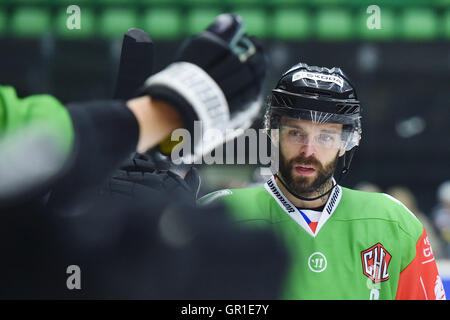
[[299, 137, 316, 157]]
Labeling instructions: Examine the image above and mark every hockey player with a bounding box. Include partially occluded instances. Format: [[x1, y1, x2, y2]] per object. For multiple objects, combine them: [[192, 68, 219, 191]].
[[201, 63, 446, 300], [0, 14, 290, 299], [0, 13, 266, 208]]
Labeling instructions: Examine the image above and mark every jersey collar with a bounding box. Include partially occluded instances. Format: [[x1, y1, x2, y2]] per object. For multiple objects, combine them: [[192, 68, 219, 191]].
[[264, 175, 342, 237]]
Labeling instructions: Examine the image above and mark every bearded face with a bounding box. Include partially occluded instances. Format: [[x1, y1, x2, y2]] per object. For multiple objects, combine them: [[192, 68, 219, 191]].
[[277, 118, 344, 197], [278, 151, 339, 196]]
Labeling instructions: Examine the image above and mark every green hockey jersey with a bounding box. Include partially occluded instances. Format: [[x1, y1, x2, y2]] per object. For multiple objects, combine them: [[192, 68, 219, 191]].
[[200, 176, 446, 300]]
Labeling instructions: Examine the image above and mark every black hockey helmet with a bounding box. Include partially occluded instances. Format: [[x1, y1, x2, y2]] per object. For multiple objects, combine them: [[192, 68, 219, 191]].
[[271, 62, 360, 113]]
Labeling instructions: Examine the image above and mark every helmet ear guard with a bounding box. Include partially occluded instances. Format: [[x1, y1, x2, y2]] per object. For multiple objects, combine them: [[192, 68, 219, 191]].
[[338, 143, 347, 157], [343, 122, 362, 151]]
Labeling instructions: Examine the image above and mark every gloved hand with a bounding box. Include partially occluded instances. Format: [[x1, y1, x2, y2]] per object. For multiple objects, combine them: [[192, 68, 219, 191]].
[[141, 13, 268, 162], [101, 152, 201, 202]]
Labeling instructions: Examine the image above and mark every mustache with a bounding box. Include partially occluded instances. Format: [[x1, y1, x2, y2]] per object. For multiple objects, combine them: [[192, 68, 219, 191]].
[[287, 155, 323, 169]]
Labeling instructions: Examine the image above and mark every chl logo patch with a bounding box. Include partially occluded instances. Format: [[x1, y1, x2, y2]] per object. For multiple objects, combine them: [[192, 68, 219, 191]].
[[361, 243, 392, 283]]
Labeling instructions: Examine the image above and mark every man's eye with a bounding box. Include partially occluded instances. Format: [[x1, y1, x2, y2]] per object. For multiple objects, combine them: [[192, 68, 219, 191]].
[[319, 134, 334, 142], [288, 130, 302, 136]]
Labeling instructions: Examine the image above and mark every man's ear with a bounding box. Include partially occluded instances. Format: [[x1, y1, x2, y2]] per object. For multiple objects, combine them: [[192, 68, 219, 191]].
[[338, 143, 347, 157]]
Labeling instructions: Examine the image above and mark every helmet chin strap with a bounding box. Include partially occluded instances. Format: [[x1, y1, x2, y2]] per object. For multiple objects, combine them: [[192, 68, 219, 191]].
[[274, 147, 357, 202]]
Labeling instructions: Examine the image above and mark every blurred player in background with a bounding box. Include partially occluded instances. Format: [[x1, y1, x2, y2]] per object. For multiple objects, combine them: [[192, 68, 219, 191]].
[[0, 14, 289, 299], [432, 181, 450, 258]]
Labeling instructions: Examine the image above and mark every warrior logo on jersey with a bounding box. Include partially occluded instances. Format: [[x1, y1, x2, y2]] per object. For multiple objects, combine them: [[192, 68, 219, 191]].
[[361, 243, 392, 283]]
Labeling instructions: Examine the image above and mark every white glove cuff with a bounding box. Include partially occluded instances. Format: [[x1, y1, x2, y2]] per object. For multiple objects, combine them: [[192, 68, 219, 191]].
[[144, 61, 230, 132]]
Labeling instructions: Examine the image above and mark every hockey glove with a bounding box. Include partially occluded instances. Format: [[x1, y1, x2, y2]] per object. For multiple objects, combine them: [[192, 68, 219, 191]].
[[141, 13, 268, 162], [102, 152, 201, 202]]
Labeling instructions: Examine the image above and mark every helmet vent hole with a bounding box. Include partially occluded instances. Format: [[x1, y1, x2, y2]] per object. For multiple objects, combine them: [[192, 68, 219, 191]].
[[337, 104, 360, 114], [304, 88, 332, 97]]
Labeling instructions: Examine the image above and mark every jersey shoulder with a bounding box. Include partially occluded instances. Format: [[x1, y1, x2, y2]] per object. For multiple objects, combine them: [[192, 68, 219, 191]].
[[339, 187, 423, 238]]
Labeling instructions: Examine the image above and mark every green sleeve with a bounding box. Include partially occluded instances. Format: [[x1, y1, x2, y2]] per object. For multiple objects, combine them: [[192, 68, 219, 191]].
[[0, 85, 74, 156]]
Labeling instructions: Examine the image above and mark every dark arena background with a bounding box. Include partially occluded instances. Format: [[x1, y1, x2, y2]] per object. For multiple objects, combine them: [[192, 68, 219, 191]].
[[0, 0, 449, 296]]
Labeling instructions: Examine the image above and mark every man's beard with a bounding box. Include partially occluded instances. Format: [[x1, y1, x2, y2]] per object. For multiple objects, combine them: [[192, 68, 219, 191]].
[[278, 151, 339, 197]]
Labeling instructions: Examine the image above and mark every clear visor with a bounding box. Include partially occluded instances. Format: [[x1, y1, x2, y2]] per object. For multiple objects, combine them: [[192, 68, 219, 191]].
[[273, 109, 361, 151]]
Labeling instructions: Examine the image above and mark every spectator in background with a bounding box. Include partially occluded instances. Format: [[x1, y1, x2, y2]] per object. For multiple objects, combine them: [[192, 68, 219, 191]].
[[354, 181, 382, 193], [387, 186, 443, 259], [431, 181, 450, 258]]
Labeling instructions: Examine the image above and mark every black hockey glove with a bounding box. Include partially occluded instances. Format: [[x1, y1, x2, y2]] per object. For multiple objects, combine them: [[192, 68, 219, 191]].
[[141, 13, 268, 162], [102, 152, 201, 202]]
